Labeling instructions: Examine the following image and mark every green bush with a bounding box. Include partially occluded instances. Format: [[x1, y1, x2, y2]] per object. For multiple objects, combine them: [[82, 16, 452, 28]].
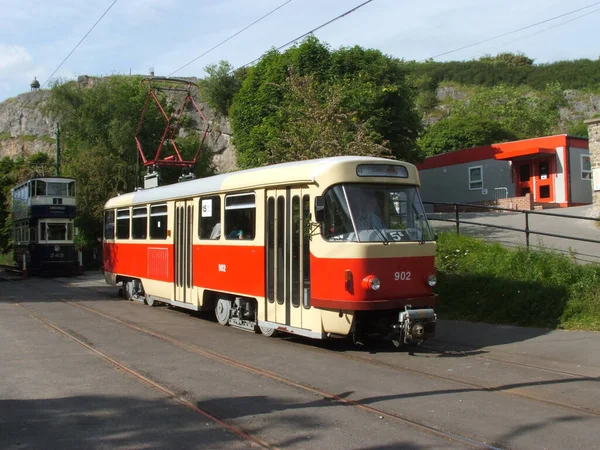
[[402, 56, 600, 91], [434, 232, 600, 330]]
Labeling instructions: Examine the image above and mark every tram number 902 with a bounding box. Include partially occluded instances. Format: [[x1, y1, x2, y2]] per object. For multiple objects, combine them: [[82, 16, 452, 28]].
[[394, 271, 411, 281]]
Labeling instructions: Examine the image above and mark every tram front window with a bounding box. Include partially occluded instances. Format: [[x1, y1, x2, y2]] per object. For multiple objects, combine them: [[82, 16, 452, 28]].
[[40, 222, 74, 242], [323, 184, 433, 242], [47, 182, 68, 196]]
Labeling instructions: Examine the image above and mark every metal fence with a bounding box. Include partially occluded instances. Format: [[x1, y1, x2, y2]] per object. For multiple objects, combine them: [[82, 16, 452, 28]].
[[423, 202, 600, 250]]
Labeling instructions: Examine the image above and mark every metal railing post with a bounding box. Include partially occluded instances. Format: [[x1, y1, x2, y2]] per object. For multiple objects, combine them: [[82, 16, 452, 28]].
[[455, 203, 460, 235], [525, 212, 530, 248]]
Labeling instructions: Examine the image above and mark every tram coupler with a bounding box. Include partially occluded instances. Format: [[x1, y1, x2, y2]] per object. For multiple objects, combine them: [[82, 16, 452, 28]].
[[394, 305, 437, 344]]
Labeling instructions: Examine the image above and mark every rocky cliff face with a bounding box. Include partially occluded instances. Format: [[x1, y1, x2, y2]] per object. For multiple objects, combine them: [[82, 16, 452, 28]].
[[429, 85, 600, 129], [0, 78, 238, 173], [0, 90, 55, 159], [2, 78, 599, 169]]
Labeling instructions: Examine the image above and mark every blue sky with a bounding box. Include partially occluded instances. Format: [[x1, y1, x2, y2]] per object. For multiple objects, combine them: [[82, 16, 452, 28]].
[[1, 0, 599, 102]]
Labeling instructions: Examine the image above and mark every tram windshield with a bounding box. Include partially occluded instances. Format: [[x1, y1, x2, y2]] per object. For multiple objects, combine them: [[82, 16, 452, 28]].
[[322, 184, 433, 242], [39, 221, 74, 242]]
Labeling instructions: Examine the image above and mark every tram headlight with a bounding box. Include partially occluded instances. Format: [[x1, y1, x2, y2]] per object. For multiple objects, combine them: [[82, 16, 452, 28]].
[[361, 275, 381, 291], [427, 274, 437, 287]]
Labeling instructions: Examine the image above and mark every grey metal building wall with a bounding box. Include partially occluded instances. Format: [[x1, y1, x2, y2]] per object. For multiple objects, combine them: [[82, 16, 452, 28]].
[[569, 146, 593, 204], [419, 158, 514, 204]]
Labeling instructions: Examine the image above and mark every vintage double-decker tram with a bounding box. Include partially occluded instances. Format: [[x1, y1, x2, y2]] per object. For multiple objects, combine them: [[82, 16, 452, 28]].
[[103, 156, 438, 346], [11, 177, 78, 274]]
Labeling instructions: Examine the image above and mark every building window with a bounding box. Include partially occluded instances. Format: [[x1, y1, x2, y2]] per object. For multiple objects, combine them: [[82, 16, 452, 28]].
[[199, 196, 222, 239], [582, 154, 592, 180], [225, 193, 255, 240], [469, 165, 483, 190]]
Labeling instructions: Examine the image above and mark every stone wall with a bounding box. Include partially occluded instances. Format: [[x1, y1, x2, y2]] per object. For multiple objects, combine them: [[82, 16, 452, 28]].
[[431, 193, 533, 212], [585, 118, 600, 208], [497, 193, 534, 211]]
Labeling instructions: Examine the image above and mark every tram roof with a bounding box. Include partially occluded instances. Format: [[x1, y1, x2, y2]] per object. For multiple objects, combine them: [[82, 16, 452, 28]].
[[104, 156, 419, 209]]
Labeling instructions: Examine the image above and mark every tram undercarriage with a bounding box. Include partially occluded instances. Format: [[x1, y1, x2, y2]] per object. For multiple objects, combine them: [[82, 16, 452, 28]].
[[117, 275, 437, 349], [351, 306, 437, 347]]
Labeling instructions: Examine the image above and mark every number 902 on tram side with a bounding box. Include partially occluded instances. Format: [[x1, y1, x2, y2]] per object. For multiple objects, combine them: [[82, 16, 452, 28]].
[[103, 156, 438, 347]]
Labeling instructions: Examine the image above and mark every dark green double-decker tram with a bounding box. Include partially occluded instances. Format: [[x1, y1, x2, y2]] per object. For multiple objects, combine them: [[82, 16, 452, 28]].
[[11, 177, 77, 274]]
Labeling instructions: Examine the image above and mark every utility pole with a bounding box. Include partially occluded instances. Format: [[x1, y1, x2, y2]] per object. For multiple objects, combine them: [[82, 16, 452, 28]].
[[55, 122, 60, 177]]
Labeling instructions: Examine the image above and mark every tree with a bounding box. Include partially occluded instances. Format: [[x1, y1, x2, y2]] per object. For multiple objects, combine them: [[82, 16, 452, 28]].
[[0, 153, 55, 253], [45, 75, 216, 248], [229, 36, 423, 168], [266, 70, 393, 164], [566, 120, 589, 138], [479, 52, 534, 67], [456, 82, 564, 138], [198, 61, 248, 117], [417, 115, 518, 156]]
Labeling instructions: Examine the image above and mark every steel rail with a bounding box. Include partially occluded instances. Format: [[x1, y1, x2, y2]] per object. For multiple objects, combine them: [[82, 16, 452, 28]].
[[13, 302, 278, 450], [61, 299, 498, 449]]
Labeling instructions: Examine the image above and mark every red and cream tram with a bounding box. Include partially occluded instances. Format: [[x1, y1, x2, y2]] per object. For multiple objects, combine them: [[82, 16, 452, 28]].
[[103, 156, 438, 346]]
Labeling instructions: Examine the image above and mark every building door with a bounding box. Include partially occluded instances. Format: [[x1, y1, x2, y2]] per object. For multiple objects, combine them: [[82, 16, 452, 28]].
[[174, 200, 194, 304], [265, 188, 310, 329], [535, 157, 554, 203], [516, 161, 532, 197]]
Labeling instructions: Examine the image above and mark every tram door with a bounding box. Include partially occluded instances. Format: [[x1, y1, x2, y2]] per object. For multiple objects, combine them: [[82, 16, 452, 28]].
[[174, 200, 194, 304], [265, 188, 311, 328]]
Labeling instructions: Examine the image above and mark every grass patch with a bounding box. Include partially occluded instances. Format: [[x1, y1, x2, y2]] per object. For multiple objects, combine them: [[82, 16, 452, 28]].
[[0, 252, 14, 265], [0, 132, 11, 140], [38, 135, 55, 144], [434, 232, 600, 331]]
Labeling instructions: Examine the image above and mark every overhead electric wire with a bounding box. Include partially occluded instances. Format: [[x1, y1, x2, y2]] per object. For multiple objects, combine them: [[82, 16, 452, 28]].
[[467, 6, 600, 59], [424, 0, 600, 61], [168, 0, 296, 76], [232, 0, 376, 72], [41, 0, 119, 88]]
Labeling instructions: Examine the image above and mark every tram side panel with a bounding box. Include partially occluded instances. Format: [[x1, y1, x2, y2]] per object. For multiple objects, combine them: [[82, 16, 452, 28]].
[[103, 202, 175, 302]]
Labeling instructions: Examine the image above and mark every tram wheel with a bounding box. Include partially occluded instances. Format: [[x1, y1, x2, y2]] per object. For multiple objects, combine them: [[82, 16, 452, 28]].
[[259, 325, 278, 337], [124, 281, 135, 301], [215, 299, 231, 325]]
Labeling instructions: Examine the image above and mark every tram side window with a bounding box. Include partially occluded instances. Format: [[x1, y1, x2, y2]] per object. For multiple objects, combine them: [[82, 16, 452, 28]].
[[150, 204, 168, 240], [104, 210, 115, 239], [199, 196, 222, 239], [225, 193, 256, 240], [132, 207, 148, 239], [35, 181, 46, 196], [116, 209, 130, 240]]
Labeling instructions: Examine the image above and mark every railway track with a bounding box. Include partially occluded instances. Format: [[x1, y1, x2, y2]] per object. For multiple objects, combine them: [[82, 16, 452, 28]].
[[3, 277, 500, 449], [14, 301, 278, 450], [5, 275, 599, 447], [8, 273, 600, 419], [281, 338, 600, 418]]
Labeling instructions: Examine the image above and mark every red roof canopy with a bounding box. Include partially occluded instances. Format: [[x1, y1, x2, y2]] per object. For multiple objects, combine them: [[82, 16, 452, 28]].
[[494, 147, 556, 160]]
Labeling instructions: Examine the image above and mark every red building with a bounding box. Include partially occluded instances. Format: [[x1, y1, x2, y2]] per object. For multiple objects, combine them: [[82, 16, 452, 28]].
[[416, 134, 591, 210]]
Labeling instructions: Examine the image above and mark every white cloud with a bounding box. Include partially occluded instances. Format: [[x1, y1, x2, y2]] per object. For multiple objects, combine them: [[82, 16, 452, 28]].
[[0, 44, 32, 72], [0, 0, 599, 102]]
